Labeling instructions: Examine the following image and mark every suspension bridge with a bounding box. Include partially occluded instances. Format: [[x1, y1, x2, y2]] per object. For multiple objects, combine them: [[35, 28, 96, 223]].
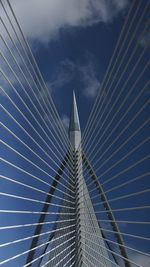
[[0, 0, 150, 266]]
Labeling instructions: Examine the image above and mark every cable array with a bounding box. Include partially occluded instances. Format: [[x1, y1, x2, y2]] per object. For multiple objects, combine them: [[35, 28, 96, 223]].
[[0, 0, 75, 265], [79, 0, 150, 265], [0, 0, 149, 266]]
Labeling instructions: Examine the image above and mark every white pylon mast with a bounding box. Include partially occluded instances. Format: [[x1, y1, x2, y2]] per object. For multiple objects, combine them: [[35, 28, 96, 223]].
[[69, 91, 112, 267]]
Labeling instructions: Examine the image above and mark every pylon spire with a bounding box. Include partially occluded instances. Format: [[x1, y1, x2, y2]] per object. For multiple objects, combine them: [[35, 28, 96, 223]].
[[68, 92, 112, 267], [69, 91, 81, 151], [69, 91, 80, 132]]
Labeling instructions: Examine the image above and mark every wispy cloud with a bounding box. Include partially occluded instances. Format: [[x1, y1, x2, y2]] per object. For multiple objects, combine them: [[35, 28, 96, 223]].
[[0, 44, 19, 95], [47, 54, 101, 99], [0, 0, 128, 96], [61, 114, 70, 129], [140, 30, 150, 47], [49, 59, 75, 91], [0, 37, 101, 99], [8, 0, 128, 44], [0, 36, 36, 95], [78, 59, 100, 98], [43, 112, 69, 133]]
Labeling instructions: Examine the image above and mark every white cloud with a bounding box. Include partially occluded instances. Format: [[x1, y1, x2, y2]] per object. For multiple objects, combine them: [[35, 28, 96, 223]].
[[79, 60, 100, 98], [48, 55, 101, 98], [36, 82, 52, 106], [61, 114, 70, 129], [49, 59, 75, 90], [0, 35, 36, 95], [45, 81, 53, 95], [43, 112, 69, 131], [0, 0, 128, 96], [0, 36, 101, 99], [140, 30, 150, 47], [8, 0, 128, 43], [0, 42, 19, 95]]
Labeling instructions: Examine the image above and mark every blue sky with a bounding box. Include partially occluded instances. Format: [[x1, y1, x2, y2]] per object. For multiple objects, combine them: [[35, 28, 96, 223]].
[[0, 0, 150, 266], [0, 0, 129, 131]]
